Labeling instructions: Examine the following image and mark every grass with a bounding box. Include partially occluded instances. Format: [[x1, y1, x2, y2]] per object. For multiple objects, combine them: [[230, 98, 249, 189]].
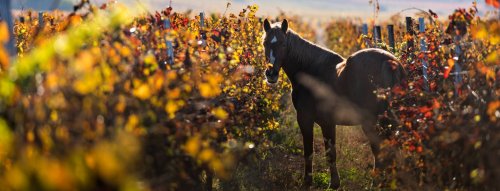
[[336, 126, 373, 190], [215, 104, 375, 190]]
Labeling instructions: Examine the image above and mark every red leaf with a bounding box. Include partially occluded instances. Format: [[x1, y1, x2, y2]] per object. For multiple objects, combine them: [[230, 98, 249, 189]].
[[417, 146, 423, 153], [100, 3, 107, 10], [419, 106, 431, 113], [432, 99, 441, 109], [444, 66, 452, 79], [409, 145, 416, 152], [392, 86, 406, 96], [485, 0, 500, 8]]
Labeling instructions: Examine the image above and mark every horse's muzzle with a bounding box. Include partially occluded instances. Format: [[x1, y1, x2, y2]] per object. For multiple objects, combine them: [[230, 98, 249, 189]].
[[265, 68, 279, 84]]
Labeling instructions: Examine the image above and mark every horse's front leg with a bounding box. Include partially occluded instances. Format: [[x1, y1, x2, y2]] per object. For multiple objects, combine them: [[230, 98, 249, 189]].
[[297, 110, 314, 187], [318, 119, 340, 189]]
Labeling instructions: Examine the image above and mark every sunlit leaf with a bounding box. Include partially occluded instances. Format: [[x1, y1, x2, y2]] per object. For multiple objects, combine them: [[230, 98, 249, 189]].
[[212, 107, 228, 120]]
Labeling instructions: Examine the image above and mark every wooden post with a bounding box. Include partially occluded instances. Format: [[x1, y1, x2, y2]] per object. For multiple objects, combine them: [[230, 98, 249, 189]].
[[199, 12, 206, 47], [38, 12, 44, 28], [199, 12, 205, 28], [0, 0, 16, 55], [164, 18, 171, 29], [362, 23, 368, 35], [164, 18, 174, 65], [374, 25, 382, 47], [406, 17, 414, 52], [166, 41, 174, 65], [387, 25, 395, 52], [419, 17, 429, 91], [361, 23, 369, 48]]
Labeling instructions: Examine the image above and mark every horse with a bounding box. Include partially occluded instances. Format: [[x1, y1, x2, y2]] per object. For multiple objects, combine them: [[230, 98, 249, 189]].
[[262, 19, 405, 189]]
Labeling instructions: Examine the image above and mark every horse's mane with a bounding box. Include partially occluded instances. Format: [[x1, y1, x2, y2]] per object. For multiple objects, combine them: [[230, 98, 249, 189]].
[[285, 29, 345, 73]]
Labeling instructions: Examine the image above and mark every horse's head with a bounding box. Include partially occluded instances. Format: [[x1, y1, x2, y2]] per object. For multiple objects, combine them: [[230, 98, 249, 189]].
[[263, 19, 288, 84]]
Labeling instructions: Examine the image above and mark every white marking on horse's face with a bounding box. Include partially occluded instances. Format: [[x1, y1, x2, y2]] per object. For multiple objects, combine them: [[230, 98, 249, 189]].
[[270, 49, 276, 65], [271, 36, 277, 44]]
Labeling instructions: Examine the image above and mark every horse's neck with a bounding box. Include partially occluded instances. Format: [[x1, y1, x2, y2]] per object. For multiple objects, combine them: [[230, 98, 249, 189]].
[[283, 32, 344, 84]]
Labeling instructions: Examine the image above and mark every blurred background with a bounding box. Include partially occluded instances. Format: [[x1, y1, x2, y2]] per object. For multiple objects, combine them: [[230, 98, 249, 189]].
[[12, 0, 499, 21]]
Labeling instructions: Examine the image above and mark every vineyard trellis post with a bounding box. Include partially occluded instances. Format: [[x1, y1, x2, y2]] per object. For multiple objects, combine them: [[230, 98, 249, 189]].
[[199, 12, 207, 47], [200, 12, 205, 28], [164, 18, 174, 65], [419, 17, 429, 91], [374, 25, 381, 47], [405, 17, 414, 52], [39, 12, 44, 29], [0, 0, 16, 56], [361, 23, 370, 48], [387, 24, 395, 52]]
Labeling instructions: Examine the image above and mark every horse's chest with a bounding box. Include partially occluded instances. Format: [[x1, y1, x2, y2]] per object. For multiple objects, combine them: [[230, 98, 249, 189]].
[[291, 86, 318, 111]]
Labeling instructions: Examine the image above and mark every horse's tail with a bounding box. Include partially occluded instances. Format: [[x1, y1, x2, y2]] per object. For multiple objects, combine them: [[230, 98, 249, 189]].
[[380, 59, 406, 88]]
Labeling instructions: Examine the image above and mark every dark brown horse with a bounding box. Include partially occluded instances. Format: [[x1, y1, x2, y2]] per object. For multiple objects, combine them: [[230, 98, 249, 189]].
[[263, 19, 405, 189]]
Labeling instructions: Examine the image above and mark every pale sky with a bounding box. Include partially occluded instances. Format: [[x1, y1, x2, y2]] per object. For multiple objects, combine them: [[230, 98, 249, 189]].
[[12, 0, 499, 21]]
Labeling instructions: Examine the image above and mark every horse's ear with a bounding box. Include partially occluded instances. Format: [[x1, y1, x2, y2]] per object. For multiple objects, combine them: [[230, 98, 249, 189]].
[[263, 19, 271, 33], [281, 19, 288, 33]]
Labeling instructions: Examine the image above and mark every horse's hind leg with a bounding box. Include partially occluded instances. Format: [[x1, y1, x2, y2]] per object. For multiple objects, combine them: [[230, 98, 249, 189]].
[[363, 120, 384, 166], [318, 119, 340, 189], [297, 111, 314, 187], [362, 118, 392, 187]]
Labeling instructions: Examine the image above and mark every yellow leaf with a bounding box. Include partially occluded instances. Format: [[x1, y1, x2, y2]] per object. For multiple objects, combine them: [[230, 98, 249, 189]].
[[74, 51, 95, 73], [132, 83, 151, 100], [486, 51, 498, 64], [447, 58, 455, 68], [144, 54, 157, 65], [199, 149, 215, 162], [0, 47, 9, 70], [470, 169, 479, 178], [73, 70, 102, 94], [0, 22, 8, 43], [150, 73, 164, 91], [486, 70, 496, 81], [167, 87, 181, 99], [165, 100, 184, 119], [474, 28, 487, 40], [6, 167, 27, 189], [115, 96, 126, 113], [166, 71, 177, 81], [46, 73, 58, 90], [209, 158, 226, 178], [207, 74, 223, 86], [212, 107, 228, 120], [0, 118, 13, 158], [125, 114, 139, 132], [185, 135, 201, 157], [199, 83, 220, 98]]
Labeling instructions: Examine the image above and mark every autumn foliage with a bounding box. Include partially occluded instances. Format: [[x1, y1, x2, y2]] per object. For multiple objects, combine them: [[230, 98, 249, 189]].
[[0, 1, 499, 190]]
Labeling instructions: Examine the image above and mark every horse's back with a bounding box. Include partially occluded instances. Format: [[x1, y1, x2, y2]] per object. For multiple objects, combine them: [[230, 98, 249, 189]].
[[337, 48, 405, 115], [338, 48, 404, 88]]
